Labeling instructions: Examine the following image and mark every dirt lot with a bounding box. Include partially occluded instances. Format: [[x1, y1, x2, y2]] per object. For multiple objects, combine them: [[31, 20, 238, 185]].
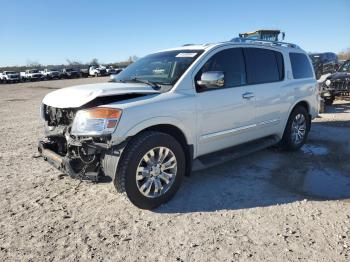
[[0, 78, 349, 261]]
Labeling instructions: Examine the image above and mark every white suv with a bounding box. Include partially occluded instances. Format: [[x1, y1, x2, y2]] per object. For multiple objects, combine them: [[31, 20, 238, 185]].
[[39, 39, 318, 209]]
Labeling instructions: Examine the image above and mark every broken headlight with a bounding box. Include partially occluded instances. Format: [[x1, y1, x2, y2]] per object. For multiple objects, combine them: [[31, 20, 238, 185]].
[[71, 107, 122, 136]]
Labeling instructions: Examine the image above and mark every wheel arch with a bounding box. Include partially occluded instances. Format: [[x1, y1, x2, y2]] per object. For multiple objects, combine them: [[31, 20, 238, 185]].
[[126, 123, 194, 176], [282, 100, 311, 137], [294, 100, 310, 113]]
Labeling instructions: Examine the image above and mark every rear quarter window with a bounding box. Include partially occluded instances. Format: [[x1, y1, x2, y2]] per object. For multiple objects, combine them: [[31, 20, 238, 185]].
[[289, 53, 314, 79]]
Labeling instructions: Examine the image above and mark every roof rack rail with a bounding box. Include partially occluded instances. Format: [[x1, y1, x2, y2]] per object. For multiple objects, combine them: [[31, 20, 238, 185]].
[[230, 37, 300, 49]]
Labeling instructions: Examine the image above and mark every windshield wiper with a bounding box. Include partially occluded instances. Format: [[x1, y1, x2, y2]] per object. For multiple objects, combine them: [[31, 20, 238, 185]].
[[128, 77, 161, 90]]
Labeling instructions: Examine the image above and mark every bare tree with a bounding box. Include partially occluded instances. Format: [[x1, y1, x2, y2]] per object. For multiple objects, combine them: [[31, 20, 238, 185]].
[[90, 58, 99, 66], [132, 55, 139, 62], [66, 59, 83, 69], [338, 48, 350, 60], [127, 55, 139, 64]]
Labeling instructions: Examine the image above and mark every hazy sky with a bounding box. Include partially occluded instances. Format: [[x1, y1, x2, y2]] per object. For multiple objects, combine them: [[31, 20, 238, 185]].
[[1, 0, 349, 66]]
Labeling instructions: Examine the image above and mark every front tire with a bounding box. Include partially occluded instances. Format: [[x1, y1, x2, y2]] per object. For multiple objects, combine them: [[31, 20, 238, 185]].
[[280, 106, 310, 151], [114, 131, 185, 209]]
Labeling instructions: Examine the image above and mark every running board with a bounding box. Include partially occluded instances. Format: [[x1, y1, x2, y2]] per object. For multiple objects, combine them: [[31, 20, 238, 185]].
[[192, 136, 280, 171]]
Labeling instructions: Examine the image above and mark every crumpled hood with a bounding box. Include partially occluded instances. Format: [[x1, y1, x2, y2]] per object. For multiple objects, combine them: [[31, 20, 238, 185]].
[[42, 82, 160, 108]]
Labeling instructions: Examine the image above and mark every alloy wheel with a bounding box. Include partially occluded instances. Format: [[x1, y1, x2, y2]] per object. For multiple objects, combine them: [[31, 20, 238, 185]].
[[136, 147, 177, 198], [291, 113, 306, 145]]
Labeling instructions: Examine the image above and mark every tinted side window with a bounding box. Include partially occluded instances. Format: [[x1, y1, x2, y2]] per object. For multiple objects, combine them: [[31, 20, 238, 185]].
[[244, 48, 283, 84], [289, 52, 314, 79], [196, 48, 246, 89]]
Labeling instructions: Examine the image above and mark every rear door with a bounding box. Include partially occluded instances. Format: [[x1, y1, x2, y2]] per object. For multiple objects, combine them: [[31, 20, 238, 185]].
[[242, 47, 285, 136], [195, 47, 257, 156]]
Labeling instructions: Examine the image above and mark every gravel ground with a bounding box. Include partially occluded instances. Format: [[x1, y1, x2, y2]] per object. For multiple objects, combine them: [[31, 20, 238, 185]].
[[0, 78, 349, 261]]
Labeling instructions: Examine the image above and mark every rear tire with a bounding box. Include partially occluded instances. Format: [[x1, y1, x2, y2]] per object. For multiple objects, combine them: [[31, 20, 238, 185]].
[[114, 131, 185, 209], [280, 105, 310, 151]]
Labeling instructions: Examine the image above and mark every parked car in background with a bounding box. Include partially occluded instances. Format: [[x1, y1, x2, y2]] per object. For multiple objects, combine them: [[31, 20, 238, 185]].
[[114, 68, 123, 74], [89, 65, 107, 77], [60, 68, 80, 79], [109, 68, 125, 81], [106, 66, 123, 75], [79, 68, 90, 78], [320, 59, 350, 105], [21, 69, 43, 81], [39, 38, 318, 209], [42, 69, 61, 80], [106, 66, 117, 75], [0, 71, 20, 83], [309, 52, 339, 79]]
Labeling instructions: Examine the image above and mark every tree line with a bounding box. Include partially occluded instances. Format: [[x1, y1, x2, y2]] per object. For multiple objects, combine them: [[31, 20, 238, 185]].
[[0, 56, 139, 72]]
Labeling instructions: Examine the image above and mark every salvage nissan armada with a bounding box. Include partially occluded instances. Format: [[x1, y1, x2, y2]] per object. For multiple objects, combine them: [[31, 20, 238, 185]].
[[39, 38, 318, 209]]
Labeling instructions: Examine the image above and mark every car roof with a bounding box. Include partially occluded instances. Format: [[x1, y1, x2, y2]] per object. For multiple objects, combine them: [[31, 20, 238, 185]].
[[160, 36, 304, 53], [160, 40, 304, 54]]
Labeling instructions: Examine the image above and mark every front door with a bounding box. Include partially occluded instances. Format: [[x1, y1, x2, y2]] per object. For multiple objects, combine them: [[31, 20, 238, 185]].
[[195, 47, 256, 156]]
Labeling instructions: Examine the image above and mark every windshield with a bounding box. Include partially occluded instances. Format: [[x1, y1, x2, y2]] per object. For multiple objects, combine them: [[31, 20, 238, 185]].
[[113, 50, 204, 86], [339, 61, 350, 73], [29, 70, 39, 73], [5, 71, 16, 74]]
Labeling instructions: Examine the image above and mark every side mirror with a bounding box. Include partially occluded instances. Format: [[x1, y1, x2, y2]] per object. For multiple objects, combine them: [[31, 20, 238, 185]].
[[197, 71, 225, 89]]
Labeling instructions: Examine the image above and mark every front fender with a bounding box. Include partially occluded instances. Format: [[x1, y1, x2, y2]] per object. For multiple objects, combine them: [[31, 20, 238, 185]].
[[111, 116, 194, 146]]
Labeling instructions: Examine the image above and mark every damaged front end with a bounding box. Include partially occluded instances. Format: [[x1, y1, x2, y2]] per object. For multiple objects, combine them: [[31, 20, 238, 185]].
[[38, 82, 161, 181], [38, 104, 124, 181]]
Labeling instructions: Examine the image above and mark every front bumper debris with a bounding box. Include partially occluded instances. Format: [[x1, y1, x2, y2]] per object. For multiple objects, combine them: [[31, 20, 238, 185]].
[[38, 139, 125, 182], [38, 140, 100, 181]]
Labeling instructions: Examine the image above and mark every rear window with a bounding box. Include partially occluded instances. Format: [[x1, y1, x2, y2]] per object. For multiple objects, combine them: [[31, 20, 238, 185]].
[[244, 48, 284, 85], [289, 53, 314, 79]]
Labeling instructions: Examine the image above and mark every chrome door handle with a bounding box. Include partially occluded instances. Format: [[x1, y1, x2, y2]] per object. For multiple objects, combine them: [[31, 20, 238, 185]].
[[242, 92, 255, 99]]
